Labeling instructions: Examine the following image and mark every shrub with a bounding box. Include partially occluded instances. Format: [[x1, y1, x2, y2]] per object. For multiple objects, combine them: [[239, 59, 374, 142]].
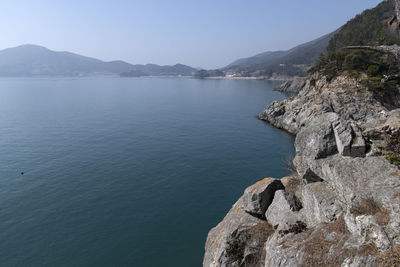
[[387, 152, 400, 166], [367, 65, 380, 77], [225, 239, 245, 263]]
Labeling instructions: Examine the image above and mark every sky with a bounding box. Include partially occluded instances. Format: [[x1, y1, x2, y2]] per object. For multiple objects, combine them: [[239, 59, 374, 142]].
[[0, 0, 383, 69]]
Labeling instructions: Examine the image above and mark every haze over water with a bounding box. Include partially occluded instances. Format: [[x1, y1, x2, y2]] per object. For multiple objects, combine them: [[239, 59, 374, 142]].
[[0, 77, 294, 266]]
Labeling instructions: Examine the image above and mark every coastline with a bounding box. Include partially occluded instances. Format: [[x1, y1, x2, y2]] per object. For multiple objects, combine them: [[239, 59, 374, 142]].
[[203, 72, 400, 266]]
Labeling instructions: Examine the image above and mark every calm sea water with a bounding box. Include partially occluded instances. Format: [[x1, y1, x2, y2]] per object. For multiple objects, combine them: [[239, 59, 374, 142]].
[[0, 77, 294, 267]]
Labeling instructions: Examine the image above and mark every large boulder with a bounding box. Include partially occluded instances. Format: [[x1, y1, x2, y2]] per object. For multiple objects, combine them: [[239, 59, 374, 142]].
[[333, 120, 366, 157], [265, 190, 303, 231], [293, 113, 339, 180], [240, 178, 284, 219], [203, 196, 262, 267], [204, 177, 287, 267]]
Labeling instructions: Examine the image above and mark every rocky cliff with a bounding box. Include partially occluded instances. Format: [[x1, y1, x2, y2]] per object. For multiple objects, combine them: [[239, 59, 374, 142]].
[[203, 1, 400, 265], [203, 70, 400, 266], [273, 77, 308, 94]]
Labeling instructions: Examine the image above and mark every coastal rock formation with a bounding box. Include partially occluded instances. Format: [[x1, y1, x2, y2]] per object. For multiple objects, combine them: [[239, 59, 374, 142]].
[[274, 77, 308, 94], [203, 178, 280, 267], [203, 71, 400, 266], [204, 1, 400, 265]]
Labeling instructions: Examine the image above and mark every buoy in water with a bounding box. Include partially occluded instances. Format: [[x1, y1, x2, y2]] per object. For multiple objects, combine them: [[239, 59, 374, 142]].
[[21, 172, 24, 175]]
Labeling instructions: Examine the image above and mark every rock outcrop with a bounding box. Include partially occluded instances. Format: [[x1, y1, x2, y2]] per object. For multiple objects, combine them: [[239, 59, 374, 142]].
[[274, 77, 309, 94], [203, 71, 400, 266]]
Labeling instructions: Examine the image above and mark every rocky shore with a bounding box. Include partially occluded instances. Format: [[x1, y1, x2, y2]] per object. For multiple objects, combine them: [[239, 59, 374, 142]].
[[203, 73, 400, 266], [273, 76, 309, 94]]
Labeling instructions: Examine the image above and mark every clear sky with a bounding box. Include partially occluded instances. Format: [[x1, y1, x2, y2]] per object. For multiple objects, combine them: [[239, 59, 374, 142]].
[[0, 0, 383, 69]]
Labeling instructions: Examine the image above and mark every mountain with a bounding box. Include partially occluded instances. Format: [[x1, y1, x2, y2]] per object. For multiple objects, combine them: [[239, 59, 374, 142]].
[[223, 50, 289, 69], [310, 0, 400, 82], [326, 0, 400, 52], [221, 31, 336, 78], [0, 44, 196, 77]]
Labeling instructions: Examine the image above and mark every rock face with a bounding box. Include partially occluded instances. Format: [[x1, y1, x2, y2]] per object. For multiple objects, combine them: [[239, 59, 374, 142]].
[[203, 178, 281, 267], [203, 71, 400, 266], [274, 77, 309, 94]]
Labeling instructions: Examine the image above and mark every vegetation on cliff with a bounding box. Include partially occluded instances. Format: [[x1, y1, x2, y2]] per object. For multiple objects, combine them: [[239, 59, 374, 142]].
[[309, 0, 400, 104], [204, 2, 400, 266], [327, 0, 400, 51]]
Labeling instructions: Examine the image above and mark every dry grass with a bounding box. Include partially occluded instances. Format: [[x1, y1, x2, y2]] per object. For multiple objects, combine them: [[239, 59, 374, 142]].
[[351, 197, 391, 226], [300, 215, 397, 266], [282, 175, 302, 195], [351, 197, 381, 216], [278, 221, 307, 237], [375, 207, 391, 226], [377, 244, 400, 267], [225, 221, 274, 266], [303, 217, 351, 267]]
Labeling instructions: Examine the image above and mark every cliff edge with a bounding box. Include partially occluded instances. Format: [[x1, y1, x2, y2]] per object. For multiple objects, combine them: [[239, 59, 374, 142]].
[[204, 70, 400, 266], [203, 1, 400, 266]]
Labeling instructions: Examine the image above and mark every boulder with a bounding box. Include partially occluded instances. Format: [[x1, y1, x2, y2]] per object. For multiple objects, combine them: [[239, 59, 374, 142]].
[[204, 177, 287, 266], [333, 119, 353, 156], [265, 190, 303, 231], [240, 178, 284, 219], [333, 120, 367, 157], [293, 113, 339, 179], [203, 196, 262, 267]]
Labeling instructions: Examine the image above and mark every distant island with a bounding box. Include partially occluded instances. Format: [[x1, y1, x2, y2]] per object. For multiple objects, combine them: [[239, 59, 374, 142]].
[[0, 44, 197, 77]]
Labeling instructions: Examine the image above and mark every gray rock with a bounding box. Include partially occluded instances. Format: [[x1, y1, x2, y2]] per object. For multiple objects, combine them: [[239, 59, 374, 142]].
[[293, 113, 338, 179], [274, 77, 308, 94], [204, 177, 290, 267], [240, 178, 284, 219], [333, 119, 353, 156], [333, 120, 367, 157], [311, 156, 400, 212], [264, 231, 306, 267], [310, 156, 400, 246], [203, 196, 262, 267], [205, 69, 400, 266], [349, 123, 366, 157], [265, 190, 303, 231], [344, 213, 391, 251], [301, 182, 344, 228], [341, 255, 378, 267], [259, 74, 388, 135]]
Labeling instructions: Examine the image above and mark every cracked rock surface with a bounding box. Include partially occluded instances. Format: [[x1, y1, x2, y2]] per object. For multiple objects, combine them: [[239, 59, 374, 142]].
[[203, 72, 400, 266]]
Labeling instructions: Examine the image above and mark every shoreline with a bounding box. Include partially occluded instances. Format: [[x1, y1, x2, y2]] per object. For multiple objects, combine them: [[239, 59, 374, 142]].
[[203, 72, 400, 266]]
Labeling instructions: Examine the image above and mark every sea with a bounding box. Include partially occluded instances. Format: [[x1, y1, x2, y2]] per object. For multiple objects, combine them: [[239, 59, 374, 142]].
[[0, 77, 294, 266]]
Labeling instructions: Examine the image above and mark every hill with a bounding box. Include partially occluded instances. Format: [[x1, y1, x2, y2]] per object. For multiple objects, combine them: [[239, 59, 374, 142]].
[[0, 44, 196, 77], [209, 31, 336, 78], [120, 63, 196, 77], [309, 0, 400, 105]]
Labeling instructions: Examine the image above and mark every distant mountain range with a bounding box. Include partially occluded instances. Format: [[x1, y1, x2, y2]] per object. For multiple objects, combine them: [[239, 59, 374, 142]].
[[195, 31, 337, 79], [0, 44, 197, 77], [225, 31, 336, 75], [200, 0, 400, 79]]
